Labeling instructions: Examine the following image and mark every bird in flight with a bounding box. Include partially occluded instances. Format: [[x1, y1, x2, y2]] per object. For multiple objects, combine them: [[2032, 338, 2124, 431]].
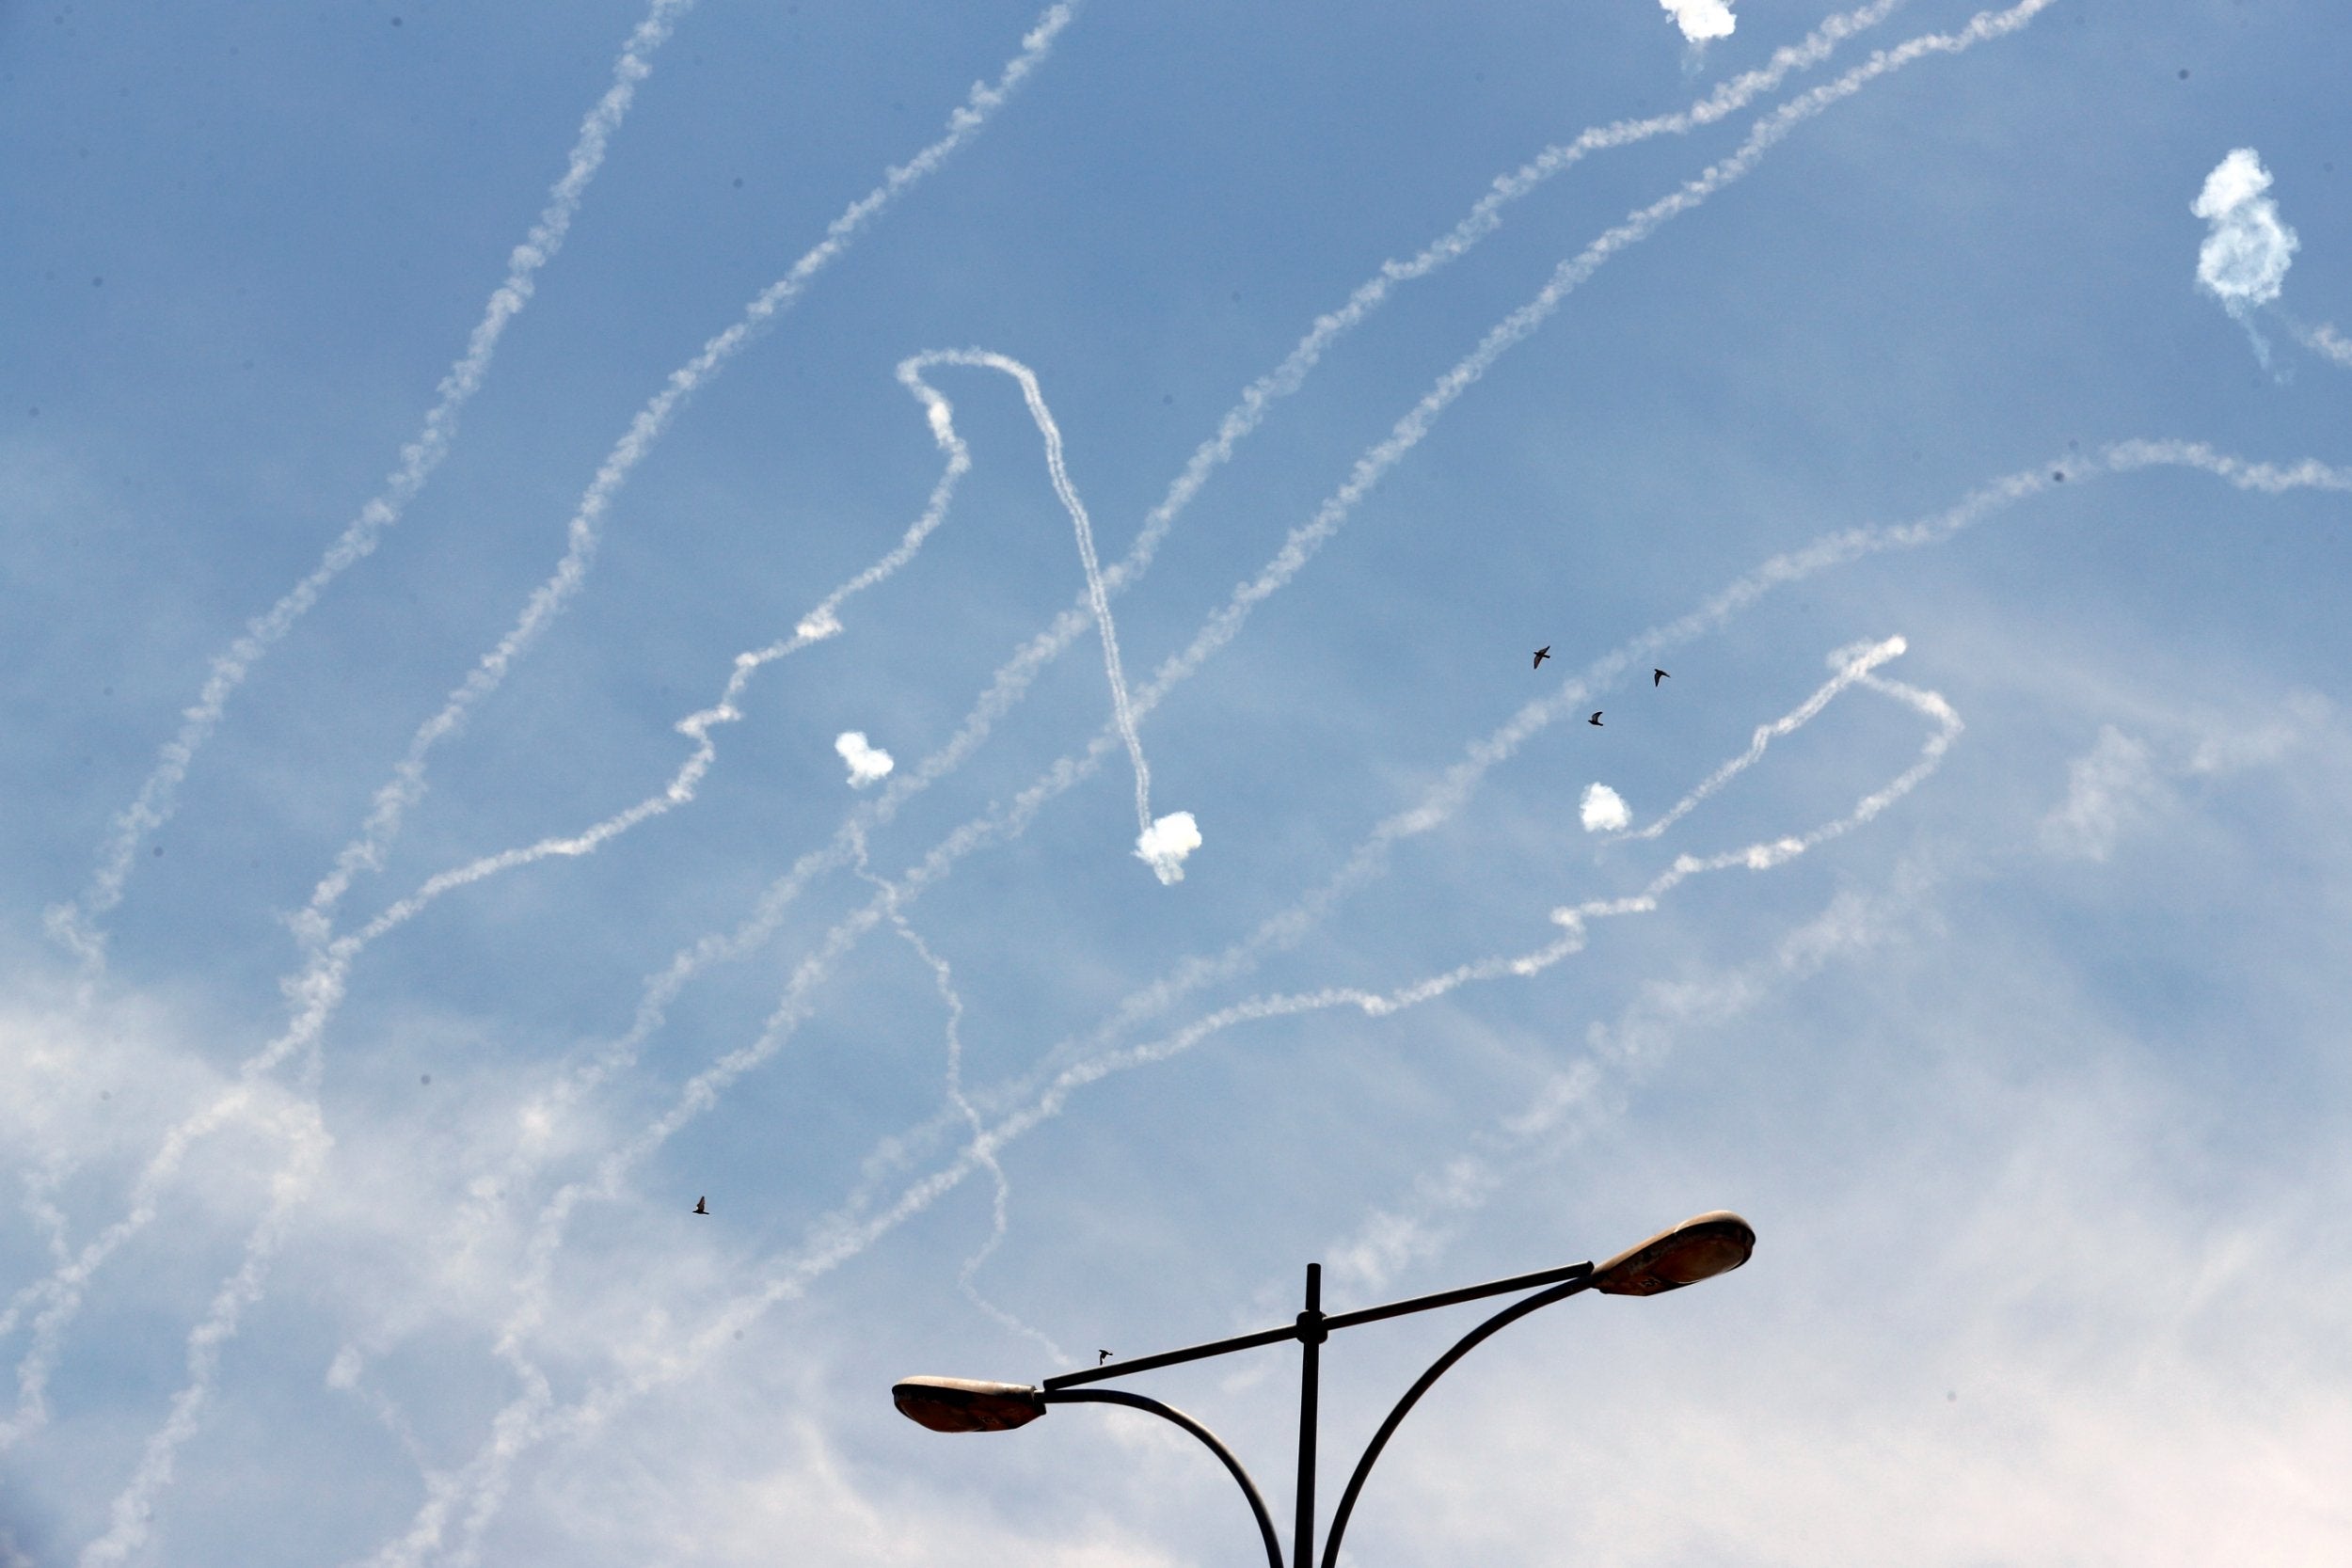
[[1533, 646, 1550, 670], [691, 1196, 709, 1215], [1098, 1349, 1113, 1365], [1588, 711, 1604, 727], [1653, 668, 1669, 687]]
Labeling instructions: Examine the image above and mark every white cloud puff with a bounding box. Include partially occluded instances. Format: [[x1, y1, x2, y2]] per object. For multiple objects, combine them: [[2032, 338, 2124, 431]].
[[1580, 782, 1631, 833], [2193, 148, 2297, 316], [1660, 0, 1736, 42], [833, 731, 893, 787], [1134, 811, 1201, 884]]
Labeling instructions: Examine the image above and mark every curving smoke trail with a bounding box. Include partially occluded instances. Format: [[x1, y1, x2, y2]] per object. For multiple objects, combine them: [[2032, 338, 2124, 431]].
[[900, 351, 1184, 880], [45, 0, 697, 987], [856, 839, 1070, 1365], [1613, 635, 1914, 842]]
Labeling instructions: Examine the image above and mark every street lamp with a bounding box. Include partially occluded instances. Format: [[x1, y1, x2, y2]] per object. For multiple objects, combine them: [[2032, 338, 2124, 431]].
[[891, 1210, 1753, 1568]]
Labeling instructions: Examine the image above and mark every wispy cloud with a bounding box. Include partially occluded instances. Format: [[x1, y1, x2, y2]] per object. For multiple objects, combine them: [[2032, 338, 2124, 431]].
[[2291, 319, 2352, 369], [2041, 725, 2166, 861], [2042, 696, 2325, 861]]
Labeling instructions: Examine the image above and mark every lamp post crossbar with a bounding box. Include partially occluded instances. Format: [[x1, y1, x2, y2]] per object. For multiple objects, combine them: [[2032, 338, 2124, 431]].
[[1040, 1258, 1597, 1392]]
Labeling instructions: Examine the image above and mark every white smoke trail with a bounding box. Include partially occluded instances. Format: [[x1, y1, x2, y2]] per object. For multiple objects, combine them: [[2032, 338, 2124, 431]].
[[386, 643, 1966, 1562], [424, 0, 1924, 1180], [854, 841, 1068, 1365], [43, 0, 695, 985], [6, 0, 1082, 1502], [1614, 634, 1911, 841], [902, 350, 1183, 879]]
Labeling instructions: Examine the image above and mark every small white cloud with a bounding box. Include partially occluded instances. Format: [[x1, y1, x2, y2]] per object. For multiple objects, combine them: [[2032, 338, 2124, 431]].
[[1660, 0, 1736, 42], [1135, 811, 1201, 884], [796, 608, 842, 642], [1580, 783, 1631, 833], [2193, 148, 2297, 361], [834, 731, 893, 787]]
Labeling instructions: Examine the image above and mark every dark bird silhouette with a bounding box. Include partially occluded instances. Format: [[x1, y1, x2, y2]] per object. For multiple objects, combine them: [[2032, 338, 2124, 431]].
[[1653, 668, 1669, 687], [1098, 1349, 1112, 1365], [1588, 711, 1603, 727], [1533, 645, 1550, 670], [691, 1196, 708, 1215]]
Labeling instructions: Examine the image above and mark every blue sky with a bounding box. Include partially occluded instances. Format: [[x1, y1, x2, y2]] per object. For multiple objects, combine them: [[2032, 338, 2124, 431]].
[[6, 1, 2352, 1562]]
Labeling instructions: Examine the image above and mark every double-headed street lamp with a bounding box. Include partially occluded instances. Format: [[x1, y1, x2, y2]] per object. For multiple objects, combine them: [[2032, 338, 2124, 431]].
[[893, 1210, 1754, 1568]]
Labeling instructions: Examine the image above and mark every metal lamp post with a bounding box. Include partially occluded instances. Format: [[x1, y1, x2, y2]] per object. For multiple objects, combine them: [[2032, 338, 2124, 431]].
[[892, 1210, 1754, 1568]]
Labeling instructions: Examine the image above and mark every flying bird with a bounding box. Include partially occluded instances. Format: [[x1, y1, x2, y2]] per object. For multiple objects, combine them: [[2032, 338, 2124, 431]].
[[1653, 668, 1669, 687], [691, 1196, 708, 1215], [1588, 711, 1603, 727], [1533, 646, 1549, 670], [1098, 1350, 1113, 1365]]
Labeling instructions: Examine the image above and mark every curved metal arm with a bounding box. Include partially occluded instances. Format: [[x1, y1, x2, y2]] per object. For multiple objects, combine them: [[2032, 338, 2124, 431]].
[[1319, 1275, 1595, 1568], [1042, 1388, 1283, 1568]]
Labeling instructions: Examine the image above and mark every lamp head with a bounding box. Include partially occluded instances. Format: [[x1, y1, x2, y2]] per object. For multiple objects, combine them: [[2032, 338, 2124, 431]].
[[891, 1376, 1046, 1433], [1591, 1211, 1755, 1296]]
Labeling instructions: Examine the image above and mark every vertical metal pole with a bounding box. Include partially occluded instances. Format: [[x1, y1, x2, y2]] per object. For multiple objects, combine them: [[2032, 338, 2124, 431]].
[[1293, 1262, 1324, 1568]]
